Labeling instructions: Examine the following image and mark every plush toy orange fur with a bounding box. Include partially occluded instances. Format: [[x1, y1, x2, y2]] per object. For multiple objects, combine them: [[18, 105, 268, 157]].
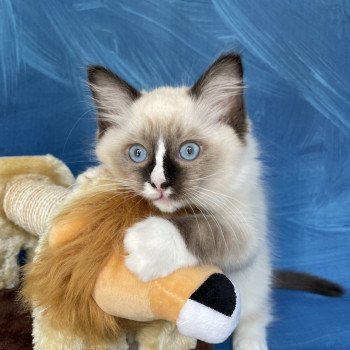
[[23, 190, 158, 345]]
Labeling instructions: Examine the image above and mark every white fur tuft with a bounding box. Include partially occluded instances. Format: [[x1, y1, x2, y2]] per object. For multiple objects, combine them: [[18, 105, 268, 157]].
[[150, 137, 166, 187]]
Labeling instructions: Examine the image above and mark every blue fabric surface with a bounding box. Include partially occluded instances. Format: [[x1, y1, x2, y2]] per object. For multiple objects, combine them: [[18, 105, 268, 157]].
[[1, 1, 349, 349]]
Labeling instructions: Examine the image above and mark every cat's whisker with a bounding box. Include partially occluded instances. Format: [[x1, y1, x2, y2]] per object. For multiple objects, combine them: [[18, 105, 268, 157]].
[[83, 184, 130, 194], [187, 191, 228, 254], [92, 177, 138, 189], [62, 108, 97, 155], [103, 190, 139, 202], [189, 191, 232, 254], [183, 192, 216, 250], [190, 188, 247, 253], [182, 193, 202, 239], [192, 186, 253, 226], [194, 186, 250, 211], [187, 169, 229, 182], [195, 194, 250, 247], [199, 198, 249, 262]]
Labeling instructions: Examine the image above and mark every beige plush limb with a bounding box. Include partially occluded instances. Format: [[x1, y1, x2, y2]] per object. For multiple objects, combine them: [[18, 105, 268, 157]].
[[4, 177, 69, 237], [0, 155, 74, 289]]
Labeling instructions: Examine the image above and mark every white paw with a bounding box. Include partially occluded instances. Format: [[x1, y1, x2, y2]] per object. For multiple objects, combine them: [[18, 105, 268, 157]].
[[124, 217, 198, 282], [234, 338, 268, 350]]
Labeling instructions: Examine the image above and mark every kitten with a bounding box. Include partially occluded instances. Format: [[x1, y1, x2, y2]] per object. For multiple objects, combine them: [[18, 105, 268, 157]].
[[88, 54, 342, 349], [89, 53, 269, 350]]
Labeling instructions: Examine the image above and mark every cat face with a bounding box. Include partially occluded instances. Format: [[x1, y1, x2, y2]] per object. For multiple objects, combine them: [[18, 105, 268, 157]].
[[90, 54, 249, 212]]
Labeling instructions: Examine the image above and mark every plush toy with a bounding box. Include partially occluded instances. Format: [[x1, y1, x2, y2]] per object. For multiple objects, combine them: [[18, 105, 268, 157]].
[[1, 156, 240, 350]]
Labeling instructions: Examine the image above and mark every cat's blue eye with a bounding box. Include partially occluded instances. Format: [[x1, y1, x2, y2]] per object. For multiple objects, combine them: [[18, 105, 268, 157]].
[[179, 142, 200, 161], [129, 144, 148, 163]]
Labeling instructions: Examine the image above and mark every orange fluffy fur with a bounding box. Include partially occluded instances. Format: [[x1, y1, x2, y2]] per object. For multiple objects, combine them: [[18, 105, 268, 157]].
[[21, 189, 176, 346]]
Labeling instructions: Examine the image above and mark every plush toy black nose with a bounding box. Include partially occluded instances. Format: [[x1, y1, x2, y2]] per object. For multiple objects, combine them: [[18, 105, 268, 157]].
[[189, 273, 237, 316]]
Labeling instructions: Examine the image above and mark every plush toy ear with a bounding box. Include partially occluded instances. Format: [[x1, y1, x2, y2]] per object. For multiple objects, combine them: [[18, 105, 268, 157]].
[[189, 53, 247, 140], [88, 66, 141, 137]]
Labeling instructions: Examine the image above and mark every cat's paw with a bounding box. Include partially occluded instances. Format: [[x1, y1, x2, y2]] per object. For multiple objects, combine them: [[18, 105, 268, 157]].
[[233, 338, 268, 350], [124, 216, 197, 282]]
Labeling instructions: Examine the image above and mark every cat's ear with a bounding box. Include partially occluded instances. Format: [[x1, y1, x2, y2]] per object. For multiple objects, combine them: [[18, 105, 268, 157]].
[[190, 53, 247, 140], [88, 66, 140, 136]]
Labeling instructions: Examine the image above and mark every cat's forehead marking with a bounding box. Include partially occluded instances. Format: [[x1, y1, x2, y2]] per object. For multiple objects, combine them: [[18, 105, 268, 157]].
[[150, 137, 166, 187]]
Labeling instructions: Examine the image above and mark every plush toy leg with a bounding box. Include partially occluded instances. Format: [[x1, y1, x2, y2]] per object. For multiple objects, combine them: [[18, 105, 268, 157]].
[[0, 218, 36, 289], [0, 155, 74, 289], [4, 176, 69, 236]]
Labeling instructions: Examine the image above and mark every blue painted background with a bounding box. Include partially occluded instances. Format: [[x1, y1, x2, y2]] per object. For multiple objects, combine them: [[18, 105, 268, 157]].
[[1, 1, 349, 349]]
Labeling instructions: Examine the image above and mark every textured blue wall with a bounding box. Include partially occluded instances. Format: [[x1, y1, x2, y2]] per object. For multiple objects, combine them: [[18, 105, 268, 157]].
[[1, 1, 349, 349]]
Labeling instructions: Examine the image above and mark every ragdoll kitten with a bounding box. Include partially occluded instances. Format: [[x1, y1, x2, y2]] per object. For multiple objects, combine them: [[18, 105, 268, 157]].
[[88, 53, 270, 350]]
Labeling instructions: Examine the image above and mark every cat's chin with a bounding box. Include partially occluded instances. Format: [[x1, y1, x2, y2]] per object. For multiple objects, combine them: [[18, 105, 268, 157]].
[[152, 196, 182, 213]]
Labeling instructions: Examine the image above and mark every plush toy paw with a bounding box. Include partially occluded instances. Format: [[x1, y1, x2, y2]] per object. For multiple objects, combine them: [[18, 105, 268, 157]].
[[124, 216, 198, 282]]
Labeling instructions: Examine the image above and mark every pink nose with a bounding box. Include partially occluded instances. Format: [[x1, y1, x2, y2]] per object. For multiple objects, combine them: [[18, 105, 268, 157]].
[[151, 181, 169, 190]]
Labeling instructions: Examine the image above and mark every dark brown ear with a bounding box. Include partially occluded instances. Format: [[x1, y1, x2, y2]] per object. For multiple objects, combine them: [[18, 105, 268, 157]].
[[88, 66, 140, 137], [190, 53, 247, 141]]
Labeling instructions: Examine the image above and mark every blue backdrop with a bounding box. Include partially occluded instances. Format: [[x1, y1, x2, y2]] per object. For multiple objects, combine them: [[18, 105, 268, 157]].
[[1, 1, 349, 349]]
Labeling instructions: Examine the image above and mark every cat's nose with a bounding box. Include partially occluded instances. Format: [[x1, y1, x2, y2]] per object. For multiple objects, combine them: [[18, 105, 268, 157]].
[[160, 181, 170, 189], [150, 181, 169, 190]]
